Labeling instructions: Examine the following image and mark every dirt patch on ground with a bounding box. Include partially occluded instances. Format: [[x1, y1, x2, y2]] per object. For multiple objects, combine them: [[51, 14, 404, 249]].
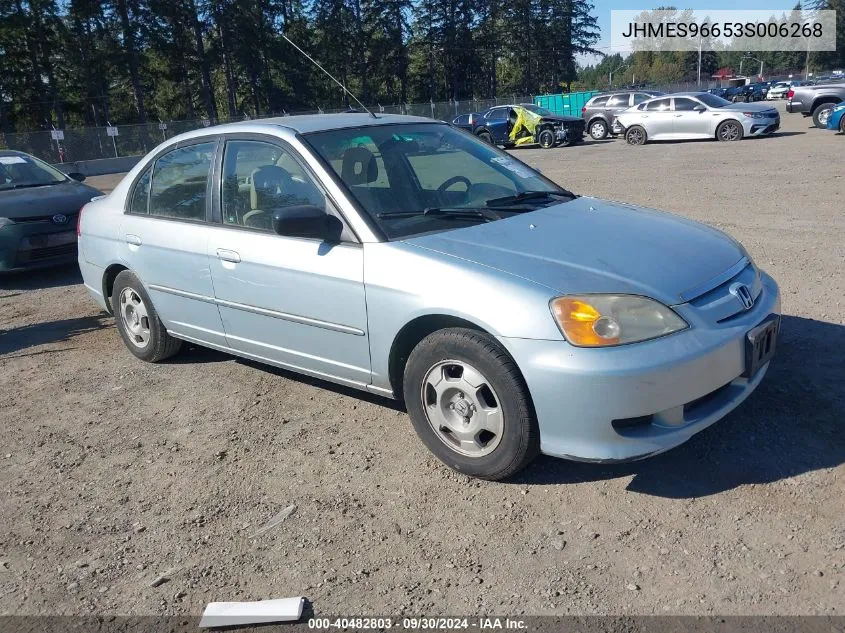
[[1, 104, 843, 616]]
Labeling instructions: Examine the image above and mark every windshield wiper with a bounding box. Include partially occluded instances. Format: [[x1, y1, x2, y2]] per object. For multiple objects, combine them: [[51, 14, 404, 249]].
[[486, 189, 577, 207], [7, 181, 63, 190], [377, 207, 505, 222]]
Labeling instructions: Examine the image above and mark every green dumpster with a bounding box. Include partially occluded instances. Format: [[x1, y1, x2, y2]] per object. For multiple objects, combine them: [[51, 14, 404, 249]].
[[535, 91, 601, 117]]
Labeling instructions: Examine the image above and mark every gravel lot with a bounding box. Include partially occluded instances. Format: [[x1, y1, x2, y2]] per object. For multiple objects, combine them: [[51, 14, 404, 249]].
[[1, 103, 843, 617]]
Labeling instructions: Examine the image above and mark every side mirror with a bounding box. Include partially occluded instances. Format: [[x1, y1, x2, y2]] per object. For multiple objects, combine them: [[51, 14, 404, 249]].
[[694, 105, 706, 112], [67, 172, 86, 182], [271, 205, 343, 242]]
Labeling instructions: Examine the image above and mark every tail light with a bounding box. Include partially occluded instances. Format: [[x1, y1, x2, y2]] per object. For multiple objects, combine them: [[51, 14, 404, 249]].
[[581, 106, 587, 116], [786, 89, 794, 100], [76, 205, 84, 237]]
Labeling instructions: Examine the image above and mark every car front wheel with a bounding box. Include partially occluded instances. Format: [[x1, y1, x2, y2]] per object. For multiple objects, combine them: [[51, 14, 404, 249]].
[[625, 125, 647, 145], [716, 120, 744, 141], [589, 119, 608, 140], [537, 128, 556, 149], [403, 328, 540, 480], [111, 270, 182, 362]]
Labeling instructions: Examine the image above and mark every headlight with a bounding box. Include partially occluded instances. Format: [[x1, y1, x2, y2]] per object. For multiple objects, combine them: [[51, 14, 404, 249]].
[[550, 295, 688, 347], [743, 112, 766, 119]]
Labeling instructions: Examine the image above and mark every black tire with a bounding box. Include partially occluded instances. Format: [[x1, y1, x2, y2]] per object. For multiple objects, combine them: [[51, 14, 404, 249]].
[[812, 103, 836, 128], [840, 115, 845, 134], [589, 119, 608, 140], [716, 119, 744, 142], [537, 128, 555, 149], [111, 270, 182, 363], [403, 328, 540, 481], [625, 125, 647, 145], [477, 130, 494, 145]]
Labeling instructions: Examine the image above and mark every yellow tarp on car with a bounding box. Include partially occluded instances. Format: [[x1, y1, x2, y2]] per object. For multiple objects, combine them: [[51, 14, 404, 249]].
[[508, 106, 543, 146]]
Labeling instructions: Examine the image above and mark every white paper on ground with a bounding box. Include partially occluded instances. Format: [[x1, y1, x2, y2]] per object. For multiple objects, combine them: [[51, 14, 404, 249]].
[[198, 596, 305, 628]]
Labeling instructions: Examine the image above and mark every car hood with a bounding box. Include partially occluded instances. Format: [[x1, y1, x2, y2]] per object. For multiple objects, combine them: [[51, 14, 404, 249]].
[[720, 102, 777, 113], [0, 180, 102, 219], [404, 197, 744, 305], [539, 114, 583, 124]]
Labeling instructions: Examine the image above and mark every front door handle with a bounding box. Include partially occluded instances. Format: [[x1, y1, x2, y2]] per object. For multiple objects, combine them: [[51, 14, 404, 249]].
[[674, 114, 683, 117], [216, 248, 241, 263], [125, 234, 142, 246]]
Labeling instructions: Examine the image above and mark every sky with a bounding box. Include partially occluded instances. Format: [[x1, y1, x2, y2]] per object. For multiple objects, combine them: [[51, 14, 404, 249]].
[[580, 0, 801, 66]]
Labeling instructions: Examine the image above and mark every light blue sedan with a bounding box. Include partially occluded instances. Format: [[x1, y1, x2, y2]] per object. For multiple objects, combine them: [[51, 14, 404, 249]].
[[78, 114, 780, 480]]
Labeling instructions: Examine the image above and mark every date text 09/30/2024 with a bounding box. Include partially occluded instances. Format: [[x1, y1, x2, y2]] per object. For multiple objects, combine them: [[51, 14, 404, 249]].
[[308, 617, 528, 630]]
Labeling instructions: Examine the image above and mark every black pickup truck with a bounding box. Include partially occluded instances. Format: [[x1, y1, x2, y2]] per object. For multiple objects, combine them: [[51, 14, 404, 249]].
[[786, 81, 845, 127]]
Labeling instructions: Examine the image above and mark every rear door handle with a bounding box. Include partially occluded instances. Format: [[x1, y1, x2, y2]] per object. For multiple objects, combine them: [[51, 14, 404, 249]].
[[216, 248, 241, 263], [125, 234, 142, 246]]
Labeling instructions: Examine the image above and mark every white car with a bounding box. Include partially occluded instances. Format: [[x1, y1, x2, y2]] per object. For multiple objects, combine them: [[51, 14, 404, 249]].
[[616, 92, 780, 144], [767, 82, 791, 99]]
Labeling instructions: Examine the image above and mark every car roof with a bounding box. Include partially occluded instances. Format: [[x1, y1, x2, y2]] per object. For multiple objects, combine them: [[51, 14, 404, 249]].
[[0, 150, 29, 157], [209, 112, 435, 134]]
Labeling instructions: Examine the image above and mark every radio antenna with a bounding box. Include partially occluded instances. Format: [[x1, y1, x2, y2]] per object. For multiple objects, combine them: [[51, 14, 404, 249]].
[[281, 33, 377, 119]]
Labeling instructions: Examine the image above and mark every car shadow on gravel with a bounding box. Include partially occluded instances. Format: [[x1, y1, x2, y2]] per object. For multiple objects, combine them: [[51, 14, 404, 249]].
[[513, 315, 845, 498], [0, 266, 82, 291], [0, 314, 108, 356]]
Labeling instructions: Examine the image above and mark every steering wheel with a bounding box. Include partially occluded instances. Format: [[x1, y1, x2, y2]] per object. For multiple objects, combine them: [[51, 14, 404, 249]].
[[437, 175, 471, 194]]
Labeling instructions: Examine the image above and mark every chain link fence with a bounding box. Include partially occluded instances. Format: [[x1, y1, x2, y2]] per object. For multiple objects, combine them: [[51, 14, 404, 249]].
[[0, 96, 534, 164]]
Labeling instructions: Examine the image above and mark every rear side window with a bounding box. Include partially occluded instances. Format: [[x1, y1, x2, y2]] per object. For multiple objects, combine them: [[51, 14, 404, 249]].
[[128, 167, 151, 214], [485, 108, 508, 120], [606, 94, 629, 107], [453, 115, 469, 125], [148, 142, 215, 221], [645, 98, 672, 111], [589, 96, 609, 107]]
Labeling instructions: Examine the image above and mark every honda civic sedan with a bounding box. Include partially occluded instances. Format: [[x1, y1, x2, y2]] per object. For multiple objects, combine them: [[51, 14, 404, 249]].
[[78, 113, 780, 480], [616, 92, 780, 145]]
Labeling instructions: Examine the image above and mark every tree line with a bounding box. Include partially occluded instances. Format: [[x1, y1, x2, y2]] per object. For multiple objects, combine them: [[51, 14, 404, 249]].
[[0, 0, 600, 132]]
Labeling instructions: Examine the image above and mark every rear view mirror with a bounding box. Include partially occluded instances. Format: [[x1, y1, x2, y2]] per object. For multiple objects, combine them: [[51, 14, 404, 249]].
[[67, 172, 86, 182], [271, 205, 343, 242]]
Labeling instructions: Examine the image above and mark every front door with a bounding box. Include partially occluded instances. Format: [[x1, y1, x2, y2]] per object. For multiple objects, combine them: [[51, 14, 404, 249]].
[[119, 139, 228, 348], [640, 97, 675, 138], [206, 137, 371, 387]]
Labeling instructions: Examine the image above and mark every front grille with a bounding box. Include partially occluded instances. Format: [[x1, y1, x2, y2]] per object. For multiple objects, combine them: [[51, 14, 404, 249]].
[[19, 243, 77, 262], [10, 213, 77, 225]]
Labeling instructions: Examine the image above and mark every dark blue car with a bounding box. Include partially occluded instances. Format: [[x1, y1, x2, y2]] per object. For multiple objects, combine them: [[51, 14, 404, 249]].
[[452, 104, 585, 148]]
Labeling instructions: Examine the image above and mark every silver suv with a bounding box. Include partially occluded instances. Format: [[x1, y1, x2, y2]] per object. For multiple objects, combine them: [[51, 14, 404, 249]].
[[582, 90, 664, 140]]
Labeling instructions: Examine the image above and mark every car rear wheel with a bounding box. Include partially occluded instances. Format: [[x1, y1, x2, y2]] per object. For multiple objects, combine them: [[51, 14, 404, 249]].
[[716, 120, 743, 142], [625, 125, 647, 145], [537, 128, 555, 149], [840, 115, 845, 134], [812, 103, 836, 128], [112, 270, 182, 363], [589, 119, 608, 140], [477, 130, 494, 145], [403, 328, 540, 480]]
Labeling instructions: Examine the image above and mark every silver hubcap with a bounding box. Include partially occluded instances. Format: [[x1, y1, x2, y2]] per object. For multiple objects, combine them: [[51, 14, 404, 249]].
[[818, 108, 831, 125], [628, 129, 643, 144], [721, 123, 739, 140], [591, 122, 605, 138], [421, 360, 503, 458], [119, 287, 150, 348]]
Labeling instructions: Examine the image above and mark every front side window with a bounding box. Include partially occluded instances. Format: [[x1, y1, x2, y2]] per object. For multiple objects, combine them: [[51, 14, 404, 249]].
[[305, 123, 571, 240], [632, 93, 652, 105], [221, 140, 326, 231], [148, 142, 215, 221], [673, 98, 699, 111]]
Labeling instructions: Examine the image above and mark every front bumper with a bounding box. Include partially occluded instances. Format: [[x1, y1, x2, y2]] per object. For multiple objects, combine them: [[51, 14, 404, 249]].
[[498, 271, 780, 462], [744, 116, 780, 136], [0, 220, 78, 272]]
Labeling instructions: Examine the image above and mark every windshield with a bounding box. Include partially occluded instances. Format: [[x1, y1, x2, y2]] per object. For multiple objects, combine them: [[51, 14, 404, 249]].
[[0, 153, 68, 190], [304, 123, 570, 239], [696, 93, 731, 108]]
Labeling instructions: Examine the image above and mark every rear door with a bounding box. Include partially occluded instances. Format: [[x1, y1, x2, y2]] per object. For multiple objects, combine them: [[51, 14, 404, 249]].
[[119, 138, 227, 347], [640, 97, 674, 137], [604, 93, 631, 125]]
